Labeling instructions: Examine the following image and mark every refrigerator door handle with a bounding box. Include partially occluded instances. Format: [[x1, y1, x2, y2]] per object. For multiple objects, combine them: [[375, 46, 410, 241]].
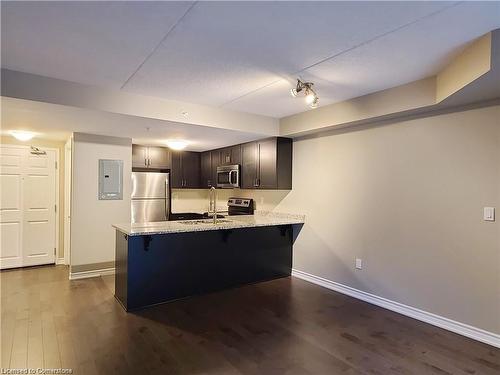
[[165, 178, 170, 221]]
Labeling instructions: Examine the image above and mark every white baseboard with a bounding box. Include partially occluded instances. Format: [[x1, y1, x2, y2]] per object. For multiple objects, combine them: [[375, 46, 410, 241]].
[[56, 257, 66, 265], [69, 267, 115, 280], [291, 269, 500, 348]]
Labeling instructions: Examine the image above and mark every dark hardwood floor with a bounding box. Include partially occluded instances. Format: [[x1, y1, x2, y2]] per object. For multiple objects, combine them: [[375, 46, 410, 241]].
[[1, 265, 498, 374]]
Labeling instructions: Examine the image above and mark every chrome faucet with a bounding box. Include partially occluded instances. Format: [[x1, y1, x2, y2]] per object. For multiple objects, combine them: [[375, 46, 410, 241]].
[[209, 186, 217, 224]]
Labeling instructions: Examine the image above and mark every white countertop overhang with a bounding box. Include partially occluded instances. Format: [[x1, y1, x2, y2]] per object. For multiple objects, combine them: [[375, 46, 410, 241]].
[[113, 211, 305, 236]]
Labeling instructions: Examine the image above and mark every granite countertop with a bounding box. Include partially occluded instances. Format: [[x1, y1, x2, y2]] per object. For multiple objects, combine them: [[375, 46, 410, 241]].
[[113, 211, 305, 236]]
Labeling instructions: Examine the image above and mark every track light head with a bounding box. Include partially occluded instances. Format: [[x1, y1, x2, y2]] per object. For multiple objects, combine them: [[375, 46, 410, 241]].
[[305, 91, 315, 105], [290, 79, 319, 108]]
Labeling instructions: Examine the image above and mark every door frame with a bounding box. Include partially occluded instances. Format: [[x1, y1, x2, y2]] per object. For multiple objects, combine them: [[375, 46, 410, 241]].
[[64, 139, 71, 265], [0, 144, 60, 267]]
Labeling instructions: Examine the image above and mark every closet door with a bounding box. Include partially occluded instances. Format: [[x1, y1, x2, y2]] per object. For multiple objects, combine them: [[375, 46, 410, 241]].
[[0, 146, 56, 269], [0, 146, 24, 269], [22, 149, 56, 267]]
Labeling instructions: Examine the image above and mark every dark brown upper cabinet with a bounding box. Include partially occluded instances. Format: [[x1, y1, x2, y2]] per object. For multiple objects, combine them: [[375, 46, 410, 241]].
[[147, 146, 171, 169], [132, 145, 149, 168], [241, 137, 292, 190], [210, 150, 220, 185], [218, 145, 241, 166], [134, 138, 291, 190], [241, 142, 258, 189], [132, 145, 171, 170], [200, 151, 214, 188], [171, 151, 201, 189]]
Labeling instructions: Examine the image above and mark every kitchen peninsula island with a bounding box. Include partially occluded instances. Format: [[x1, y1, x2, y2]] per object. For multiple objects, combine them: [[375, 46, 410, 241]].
[[112, 212, 304, 311]]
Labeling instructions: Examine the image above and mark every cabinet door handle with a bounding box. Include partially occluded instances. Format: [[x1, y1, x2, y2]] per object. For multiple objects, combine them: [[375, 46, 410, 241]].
[[257, 143, 261, 180], [145, 158, 147, 166]]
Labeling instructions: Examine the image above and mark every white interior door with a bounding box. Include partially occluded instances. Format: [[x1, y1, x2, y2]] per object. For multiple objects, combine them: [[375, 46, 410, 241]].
[[0, 147, 24, 268], [0, 145, 56, 269]]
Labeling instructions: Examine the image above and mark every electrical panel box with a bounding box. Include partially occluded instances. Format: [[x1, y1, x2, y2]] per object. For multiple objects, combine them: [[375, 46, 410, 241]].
[[98, 159, 123, 200]]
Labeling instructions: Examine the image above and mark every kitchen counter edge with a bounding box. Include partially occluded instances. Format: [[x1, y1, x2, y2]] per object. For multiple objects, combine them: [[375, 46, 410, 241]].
[[113, 212, 305, 236]]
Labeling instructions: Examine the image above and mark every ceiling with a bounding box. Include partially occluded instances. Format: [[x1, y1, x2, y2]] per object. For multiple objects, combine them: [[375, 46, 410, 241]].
[[0, 97, 264, 151], [2, 1, 500, 119]]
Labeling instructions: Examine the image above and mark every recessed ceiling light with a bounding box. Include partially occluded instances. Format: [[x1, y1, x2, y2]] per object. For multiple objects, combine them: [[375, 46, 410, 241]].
[[10, 130, 35, 141], [165, 139, 189, 150], [181, 111, 189, 117]]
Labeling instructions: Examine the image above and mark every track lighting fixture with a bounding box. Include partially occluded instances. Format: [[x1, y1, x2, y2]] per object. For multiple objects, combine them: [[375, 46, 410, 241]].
[[290, 79, 319, 109]]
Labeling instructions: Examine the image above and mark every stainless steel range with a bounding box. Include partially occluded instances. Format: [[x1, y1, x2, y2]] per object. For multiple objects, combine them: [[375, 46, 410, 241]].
[[227, 197, 254, 216]]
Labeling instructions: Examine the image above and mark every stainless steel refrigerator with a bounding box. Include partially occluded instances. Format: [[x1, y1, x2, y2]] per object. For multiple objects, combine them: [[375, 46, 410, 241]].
[[131, 172, 170, 223]]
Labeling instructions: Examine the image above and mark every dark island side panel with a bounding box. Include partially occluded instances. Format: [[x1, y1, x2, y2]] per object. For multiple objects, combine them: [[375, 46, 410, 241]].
[[115, 231, 129, 310], [115, 226, 293, 311]]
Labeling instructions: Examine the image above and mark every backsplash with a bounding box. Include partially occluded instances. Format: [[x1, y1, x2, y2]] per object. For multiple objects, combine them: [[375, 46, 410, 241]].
[[171, 189, 292, 214]]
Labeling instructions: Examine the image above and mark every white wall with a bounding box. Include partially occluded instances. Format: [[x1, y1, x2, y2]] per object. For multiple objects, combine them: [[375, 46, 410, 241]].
[[279, 105, 500, 334], [70, 133, 131, 268], [173, 105, 500, 335]]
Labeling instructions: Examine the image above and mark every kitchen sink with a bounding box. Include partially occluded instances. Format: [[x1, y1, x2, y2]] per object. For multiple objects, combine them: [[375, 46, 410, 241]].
[[180, 219, 233, 225]]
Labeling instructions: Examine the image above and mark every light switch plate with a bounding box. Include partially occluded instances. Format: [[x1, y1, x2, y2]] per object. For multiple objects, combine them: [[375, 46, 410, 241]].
[[484, 207, 495, 221], [355, 258, 363, 270]]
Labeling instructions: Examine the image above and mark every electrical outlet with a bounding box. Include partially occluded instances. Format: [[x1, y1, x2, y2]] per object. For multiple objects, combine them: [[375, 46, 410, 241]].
[[355, 258, 363, 270]]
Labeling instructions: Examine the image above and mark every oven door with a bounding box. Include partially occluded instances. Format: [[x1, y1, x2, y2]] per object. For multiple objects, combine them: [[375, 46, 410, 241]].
[[217, 166, 240, 188]]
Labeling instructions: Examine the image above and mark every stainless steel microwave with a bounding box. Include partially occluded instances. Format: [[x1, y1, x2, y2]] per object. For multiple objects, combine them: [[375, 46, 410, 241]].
[[216, 165, 240, 188]]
